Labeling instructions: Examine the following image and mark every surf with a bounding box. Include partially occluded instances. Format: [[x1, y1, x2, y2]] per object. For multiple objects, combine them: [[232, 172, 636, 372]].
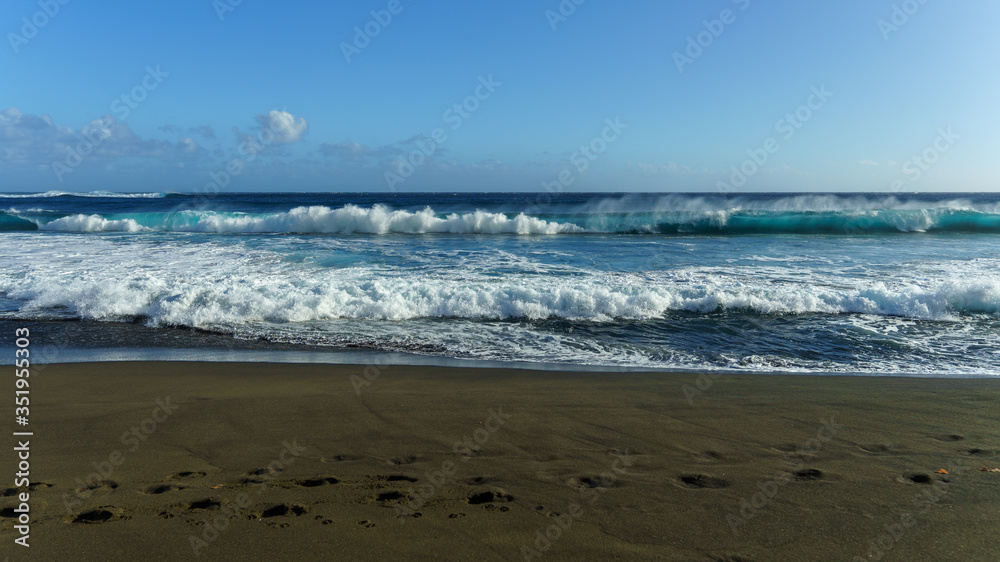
[[22, 205, 1000, 235]]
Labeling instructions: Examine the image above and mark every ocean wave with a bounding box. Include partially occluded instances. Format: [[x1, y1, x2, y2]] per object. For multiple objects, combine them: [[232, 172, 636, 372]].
[[39, 214, 150, 232], [582, 193, 1000, 214], [0, 191, 169, 199], [0, 213, 39, 232], [25, 205, 1000, 235], [3, 266, 997, 324], [39, 206, 584, 234], [4, 207, 56, 213]]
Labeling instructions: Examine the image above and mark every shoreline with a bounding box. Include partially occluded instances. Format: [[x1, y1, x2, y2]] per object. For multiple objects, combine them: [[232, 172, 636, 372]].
[[5, 306, 999, 377], [5, 361, 999, 560], [30, 348, 1000, 378]]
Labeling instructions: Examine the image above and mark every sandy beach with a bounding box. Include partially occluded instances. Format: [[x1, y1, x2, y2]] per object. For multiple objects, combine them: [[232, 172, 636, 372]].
[[3, 362, 999, 560]]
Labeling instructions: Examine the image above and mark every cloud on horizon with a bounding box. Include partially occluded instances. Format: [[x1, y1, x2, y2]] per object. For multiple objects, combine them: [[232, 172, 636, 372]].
[[1, 107, 204, 183]]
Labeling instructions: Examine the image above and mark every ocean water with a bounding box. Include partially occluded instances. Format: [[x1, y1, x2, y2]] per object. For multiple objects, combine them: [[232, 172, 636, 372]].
[[1, 191, 998, 375]]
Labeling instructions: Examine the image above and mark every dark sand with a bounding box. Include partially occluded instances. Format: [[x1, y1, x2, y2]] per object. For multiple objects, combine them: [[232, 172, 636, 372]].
[[3, 362, 999, 560]]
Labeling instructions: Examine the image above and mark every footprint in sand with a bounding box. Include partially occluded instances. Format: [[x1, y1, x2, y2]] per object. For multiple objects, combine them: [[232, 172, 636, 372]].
[[181, 499, 222, 511], [901, 473, 933, 485], [374, 490, 409, 503], [255, 504, 308, 518], [794, 469, 824, 481], [965, 448, 993, 456], [568, 476, 617, 489], [143, 484, 184, 495], [241, 468, 281, 485], [357, 519, 375, 528], [387, 456, 417, 466], [378, 475, 418, 483], [467, 490, 514, 505], [859, 443, 902, 455], [677, 474, 729, 489], [322, 454, 360, 462], [69, 506, 127, 524], [169, 471, 207, 479], [76, 480, 118, 494], [291, 477, 340, 488], [931, 434, 965, 442], [2, 482, 52, 496]]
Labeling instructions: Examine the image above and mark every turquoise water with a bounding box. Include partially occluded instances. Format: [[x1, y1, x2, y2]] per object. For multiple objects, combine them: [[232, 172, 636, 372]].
[[1, 191, 998, 374]]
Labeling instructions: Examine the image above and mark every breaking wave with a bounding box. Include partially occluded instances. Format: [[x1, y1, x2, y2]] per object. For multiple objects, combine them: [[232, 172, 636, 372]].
[[3, 266, 997, 325], [21, 204, 1000, 235]]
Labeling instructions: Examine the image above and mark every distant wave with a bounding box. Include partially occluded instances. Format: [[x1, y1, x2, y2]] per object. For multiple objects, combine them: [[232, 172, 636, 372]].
[[23, 204, 1000, 235], [38, 206, 582, 234], [0, 191, 170, 199], [582, 193, 1000, 214]]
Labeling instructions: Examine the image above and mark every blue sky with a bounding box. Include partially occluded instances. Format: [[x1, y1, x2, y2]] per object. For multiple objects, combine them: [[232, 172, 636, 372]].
[[1, 0, 997, 192]]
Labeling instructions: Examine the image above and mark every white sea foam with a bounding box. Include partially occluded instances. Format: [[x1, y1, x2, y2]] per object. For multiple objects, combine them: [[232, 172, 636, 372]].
[[1, 238, 997, 324], [39, 214, 150, 232], [1, 234, 997, 373]]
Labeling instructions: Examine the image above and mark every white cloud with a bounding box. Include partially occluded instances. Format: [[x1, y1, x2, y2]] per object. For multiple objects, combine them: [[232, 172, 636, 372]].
[[859, 159, 878, 166], [255, 110, 308, 144], [319, 140, 373, 161], [0, 107, 206, 184], [0, 107, 202, 164]]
